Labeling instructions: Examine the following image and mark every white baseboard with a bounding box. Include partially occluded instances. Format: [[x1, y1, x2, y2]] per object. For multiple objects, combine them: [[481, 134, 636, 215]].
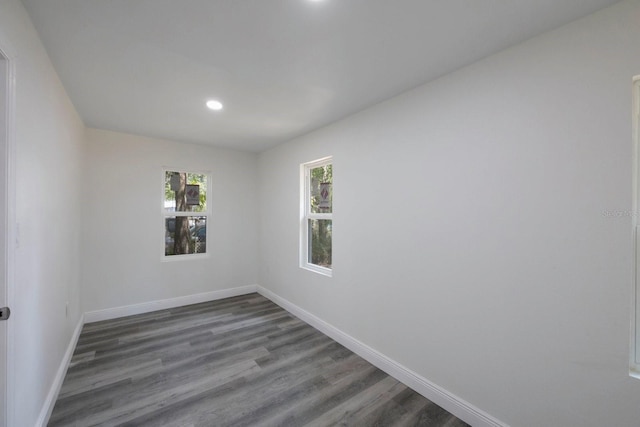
[[40, 285, 505, 427], [37, 314, 84, 427], [84, 285, 258, 323], [256, 285, 507, 427]]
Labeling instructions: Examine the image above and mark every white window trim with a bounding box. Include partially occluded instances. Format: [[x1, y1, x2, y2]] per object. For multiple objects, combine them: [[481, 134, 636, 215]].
[[632, 76, 640, 378], [161, 167, 211, 261], [300, 156, 333, 277]]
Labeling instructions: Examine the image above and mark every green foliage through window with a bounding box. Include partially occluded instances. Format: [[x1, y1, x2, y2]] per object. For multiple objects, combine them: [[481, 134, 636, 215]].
[[302, 159, 332, 273]]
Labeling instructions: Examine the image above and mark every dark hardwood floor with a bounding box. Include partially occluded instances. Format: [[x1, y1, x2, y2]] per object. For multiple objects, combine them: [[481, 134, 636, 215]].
[[49, 293, 470, 426]]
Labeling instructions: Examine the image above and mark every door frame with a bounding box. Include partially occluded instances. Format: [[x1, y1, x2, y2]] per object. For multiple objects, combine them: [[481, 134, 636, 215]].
[[0, 41, 16, 427]]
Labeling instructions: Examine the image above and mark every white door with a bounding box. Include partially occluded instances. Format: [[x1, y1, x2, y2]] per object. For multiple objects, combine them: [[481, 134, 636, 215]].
[[0, 51, 10, 427]]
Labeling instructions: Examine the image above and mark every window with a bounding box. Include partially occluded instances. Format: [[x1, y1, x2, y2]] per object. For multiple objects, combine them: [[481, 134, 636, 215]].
[[301, 157, 333, 276], [163, 169, 210, 258]]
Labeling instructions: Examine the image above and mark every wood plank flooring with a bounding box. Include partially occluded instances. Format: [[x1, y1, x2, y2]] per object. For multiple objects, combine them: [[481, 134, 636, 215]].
[[49, 293, 470, 427]]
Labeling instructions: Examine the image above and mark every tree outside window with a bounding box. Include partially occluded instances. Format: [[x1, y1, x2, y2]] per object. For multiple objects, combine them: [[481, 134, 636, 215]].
[[163, 170, 209, 257]]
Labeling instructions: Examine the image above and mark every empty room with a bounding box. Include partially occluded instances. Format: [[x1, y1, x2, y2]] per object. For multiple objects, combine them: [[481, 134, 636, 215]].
[[1, 0, 640, 426]]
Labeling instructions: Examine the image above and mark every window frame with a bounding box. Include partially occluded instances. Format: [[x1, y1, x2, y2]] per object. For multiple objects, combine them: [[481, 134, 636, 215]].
[[632, 77, 640, 377], [161, 167, 211, 261], [300, 156, 333, 276]]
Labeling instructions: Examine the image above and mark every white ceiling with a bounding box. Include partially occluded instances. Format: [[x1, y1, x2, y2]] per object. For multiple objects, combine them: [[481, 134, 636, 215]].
[[22, 0, 620, 152]]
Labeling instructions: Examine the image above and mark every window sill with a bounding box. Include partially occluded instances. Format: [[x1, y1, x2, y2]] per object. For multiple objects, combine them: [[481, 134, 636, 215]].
[[162, 253, 209, 262], [300, 264, 332, 277]]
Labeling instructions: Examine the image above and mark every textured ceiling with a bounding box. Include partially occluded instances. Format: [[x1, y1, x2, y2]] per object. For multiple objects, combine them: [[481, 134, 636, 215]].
[[22, 0, 620, 151]]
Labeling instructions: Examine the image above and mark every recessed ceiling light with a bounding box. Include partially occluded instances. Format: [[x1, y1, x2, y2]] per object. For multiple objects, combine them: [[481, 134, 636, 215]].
[[206, 99, 223, 111]]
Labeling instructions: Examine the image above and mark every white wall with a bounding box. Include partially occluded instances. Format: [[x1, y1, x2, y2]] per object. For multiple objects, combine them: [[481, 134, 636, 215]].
[[0, 0, 85, 425], [81, 129, 258, 313], [258, 1, 640, 426]]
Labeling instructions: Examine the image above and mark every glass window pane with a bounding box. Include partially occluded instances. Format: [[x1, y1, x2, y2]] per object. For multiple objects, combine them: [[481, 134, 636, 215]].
[[308, 219, 332, 268], [309, 164, 332, 214], [165, 216, 207, 256], [165, 171, 207, 213]]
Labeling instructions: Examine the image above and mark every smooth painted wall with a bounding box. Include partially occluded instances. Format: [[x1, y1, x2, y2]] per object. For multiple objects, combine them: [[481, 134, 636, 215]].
[[0, 0, 85, 425], [258, 1, 640, 426], [81, 129, 258, 313]]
